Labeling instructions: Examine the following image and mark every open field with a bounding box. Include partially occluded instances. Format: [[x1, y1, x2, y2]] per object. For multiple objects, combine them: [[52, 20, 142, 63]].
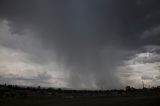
[[0, 95, 160, 106]]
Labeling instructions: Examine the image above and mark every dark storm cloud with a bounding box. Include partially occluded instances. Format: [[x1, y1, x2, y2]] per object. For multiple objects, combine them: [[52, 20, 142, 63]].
[[1, 0, 160, 48], [0, 0, 160, 89]]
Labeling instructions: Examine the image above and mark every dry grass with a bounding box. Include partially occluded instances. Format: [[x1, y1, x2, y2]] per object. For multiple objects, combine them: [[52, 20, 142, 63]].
[[0, 95, 160, 106]]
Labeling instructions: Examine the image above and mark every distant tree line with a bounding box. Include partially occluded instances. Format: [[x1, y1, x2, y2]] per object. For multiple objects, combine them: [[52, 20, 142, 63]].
[[0, 84, 160, 98]]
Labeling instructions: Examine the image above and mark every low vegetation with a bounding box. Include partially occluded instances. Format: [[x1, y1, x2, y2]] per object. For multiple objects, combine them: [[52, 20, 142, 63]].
[[0, 84, 160, 106]]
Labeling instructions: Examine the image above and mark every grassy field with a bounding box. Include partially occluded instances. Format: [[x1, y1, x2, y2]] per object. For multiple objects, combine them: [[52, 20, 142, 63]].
[[0, 95, 160, 106]]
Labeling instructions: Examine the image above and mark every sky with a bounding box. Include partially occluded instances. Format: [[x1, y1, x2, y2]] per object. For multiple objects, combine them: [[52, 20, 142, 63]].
[[0, 0, 160, 90]]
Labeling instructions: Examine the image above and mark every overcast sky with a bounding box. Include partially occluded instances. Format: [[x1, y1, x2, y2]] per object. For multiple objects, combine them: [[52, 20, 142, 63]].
[[0, 0, 160, 89]]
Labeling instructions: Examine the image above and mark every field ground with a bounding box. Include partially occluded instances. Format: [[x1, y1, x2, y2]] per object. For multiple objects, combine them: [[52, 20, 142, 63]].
[[0, 95, 160, 106]]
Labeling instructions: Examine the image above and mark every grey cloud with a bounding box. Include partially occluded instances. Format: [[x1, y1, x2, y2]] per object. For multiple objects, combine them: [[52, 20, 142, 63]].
[[141, 76, 154, 80], [155, 75, 160, 80], [0, 0, 160, 89], [141, 26, 160, 39], [0, 72, 53, 87], [127, 46, 160, 64]]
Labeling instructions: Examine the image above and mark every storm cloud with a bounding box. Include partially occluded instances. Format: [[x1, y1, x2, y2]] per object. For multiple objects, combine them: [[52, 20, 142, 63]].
[[0, 0, 160, 89]]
